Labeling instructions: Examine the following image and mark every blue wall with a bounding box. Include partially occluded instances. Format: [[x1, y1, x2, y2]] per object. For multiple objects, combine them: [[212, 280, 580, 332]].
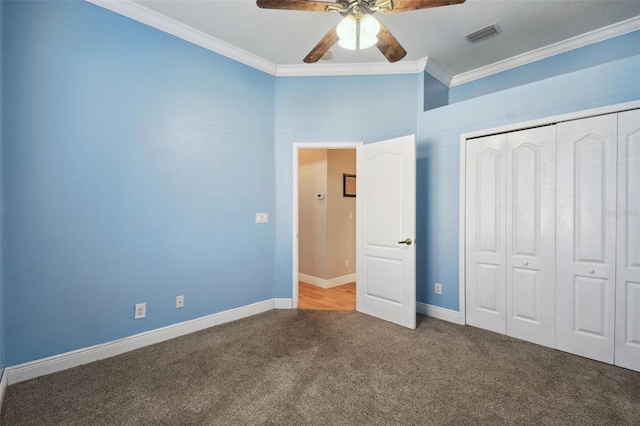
[[273, 33, 640, 310], [418, 43, 640, 311], [1, 0, 638, 368], [449, 31, 640, 103], [2, 1, 276, 365], [273, 74, 420, 298], [423, 71, 448, 111]]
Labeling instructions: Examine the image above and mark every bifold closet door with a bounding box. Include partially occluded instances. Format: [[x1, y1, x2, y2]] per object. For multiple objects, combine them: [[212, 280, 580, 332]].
[[466, 134, 507, 334], [615, 109, 640, 372], [556, 114, 618, 364], [505, 126, 556, 347]]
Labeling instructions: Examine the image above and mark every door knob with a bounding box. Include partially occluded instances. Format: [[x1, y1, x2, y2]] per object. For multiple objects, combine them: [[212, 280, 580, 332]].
[[588, 268, 595, 274], [398, 238, 413, 245], [523, 261, 529, 266]]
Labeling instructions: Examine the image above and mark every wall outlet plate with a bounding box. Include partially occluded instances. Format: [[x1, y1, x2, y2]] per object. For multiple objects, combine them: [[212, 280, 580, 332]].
[[255, 213, 268, 224], [176, 295, 184, 309], [135, 303, 146, 319], [435, 283, 442, 295]]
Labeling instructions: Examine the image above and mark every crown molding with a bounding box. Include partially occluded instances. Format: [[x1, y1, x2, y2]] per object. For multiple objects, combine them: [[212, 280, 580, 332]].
[[87, 0, 278, 75], [450, 15, 640, 88], [275, 60, 425, 77], [424, 57, 452, 87], [88, 0, 424, 78], [86, 0, 426, 77]]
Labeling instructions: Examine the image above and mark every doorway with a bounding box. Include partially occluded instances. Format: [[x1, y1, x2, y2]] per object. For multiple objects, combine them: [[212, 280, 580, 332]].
[[292, 142, 363, 309]]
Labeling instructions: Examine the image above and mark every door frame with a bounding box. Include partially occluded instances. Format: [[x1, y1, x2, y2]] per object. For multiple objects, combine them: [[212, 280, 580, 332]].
[[292, 142, 363, 308], [458, 100, 640, 326]]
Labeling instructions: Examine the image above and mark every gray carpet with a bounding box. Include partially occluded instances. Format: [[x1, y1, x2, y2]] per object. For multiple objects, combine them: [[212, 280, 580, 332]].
[[2, 310, 639, 425]]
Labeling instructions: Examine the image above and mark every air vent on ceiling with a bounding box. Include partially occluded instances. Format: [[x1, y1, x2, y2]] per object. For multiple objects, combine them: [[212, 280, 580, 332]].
[[465, 23, 501, 44]]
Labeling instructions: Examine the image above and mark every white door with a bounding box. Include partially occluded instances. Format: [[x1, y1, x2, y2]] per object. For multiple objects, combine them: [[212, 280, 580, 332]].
[[615, 109, 640, 372], [465, 134, 507, 334], [356, 135, 416, 329], [556, 114, 618, 363], [505, 126, 557, 347]]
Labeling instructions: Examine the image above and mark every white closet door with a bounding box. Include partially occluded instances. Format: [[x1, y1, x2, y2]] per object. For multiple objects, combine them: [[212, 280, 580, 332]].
[[505, 126, 556, 347], [615, 109, 640, 372], [556, 114, 618, 363], [466, 134, 507, 334]]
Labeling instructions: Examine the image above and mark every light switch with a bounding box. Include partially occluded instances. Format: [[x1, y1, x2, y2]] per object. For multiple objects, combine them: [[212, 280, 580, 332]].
[[255, 213, 268, 224]]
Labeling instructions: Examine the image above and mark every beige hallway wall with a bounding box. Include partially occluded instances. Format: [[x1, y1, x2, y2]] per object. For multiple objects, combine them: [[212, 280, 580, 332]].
[[327, 150, 356, 279], [298, 150, 328, 279]]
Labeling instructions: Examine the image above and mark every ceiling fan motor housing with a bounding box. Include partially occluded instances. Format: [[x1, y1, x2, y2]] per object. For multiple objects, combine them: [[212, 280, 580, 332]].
[[338, 0, 375, 17]]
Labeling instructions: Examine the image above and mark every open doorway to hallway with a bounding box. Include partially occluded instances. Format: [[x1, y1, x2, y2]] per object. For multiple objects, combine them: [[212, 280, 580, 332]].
[[297, 147, 356, 310]]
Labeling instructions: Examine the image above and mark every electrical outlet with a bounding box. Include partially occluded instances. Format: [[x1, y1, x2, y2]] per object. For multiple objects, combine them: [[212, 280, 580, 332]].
[[176, 295, 184, 309], [345, 259, 349, 267], [135, 303, 146, 319], [435, 283, 442, 295]]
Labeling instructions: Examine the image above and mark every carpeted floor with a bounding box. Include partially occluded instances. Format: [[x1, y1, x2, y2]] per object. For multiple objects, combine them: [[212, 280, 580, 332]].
[[2, 310, 639, 425]]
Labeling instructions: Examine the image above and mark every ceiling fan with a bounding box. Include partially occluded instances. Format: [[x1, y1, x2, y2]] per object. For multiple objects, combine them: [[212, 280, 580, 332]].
[[256, 0, 466, 63]]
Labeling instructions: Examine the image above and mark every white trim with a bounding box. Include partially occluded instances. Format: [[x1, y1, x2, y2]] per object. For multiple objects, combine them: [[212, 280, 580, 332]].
[[5, 299, 276, 385], [274, 298, 293, 309], [459, 134, 467, 326], [416, 302, 464, 325], [276, 60, 425, 77], [451, 16, 640, 87], [292, 142, 363, 310], [458, 100, 640, 330], [298, 273, 323, 287], [86, 0, 277, 75], [292, 147, 300, 309], [0, 370, 7, 414], [299, 273, 356, 289], [424, 57, 452, 88], [461, 100, 640, 141]]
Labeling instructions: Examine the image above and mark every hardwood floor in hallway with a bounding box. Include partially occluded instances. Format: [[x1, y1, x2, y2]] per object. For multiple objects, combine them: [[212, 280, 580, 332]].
[[298, 282, 356, 310]]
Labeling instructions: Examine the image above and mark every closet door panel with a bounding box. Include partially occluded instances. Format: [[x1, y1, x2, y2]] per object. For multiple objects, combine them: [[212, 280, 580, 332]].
[[556, 114, 617, 363], [466, 134, 507, 334], [506, 126, 556, 347], [615, 109, 640, 372]]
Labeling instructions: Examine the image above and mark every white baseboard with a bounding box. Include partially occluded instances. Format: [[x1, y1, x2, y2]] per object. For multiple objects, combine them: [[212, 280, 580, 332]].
[[3, 298, 462, 387], [0, 369, 7, 414], [5, 299, 276, 385], [417, 302, 464, 325], [274, 298, 293, 309], [298, 273, 356, 289]]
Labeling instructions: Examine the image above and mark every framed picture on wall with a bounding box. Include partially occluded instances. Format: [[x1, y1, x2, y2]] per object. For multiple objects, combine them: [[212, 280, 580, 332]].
[[343, 174, 356, 197]]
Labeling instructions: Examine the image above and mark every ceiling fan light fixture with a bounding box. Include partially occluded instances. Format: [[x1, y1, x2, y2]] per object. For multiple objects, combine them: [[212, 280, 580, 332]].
[[257, 0, 463, 64], [337, 15, 357, 50], [338, 38, 357, 50], [359, 14, 380, 49], [337, 13, 380, 51]]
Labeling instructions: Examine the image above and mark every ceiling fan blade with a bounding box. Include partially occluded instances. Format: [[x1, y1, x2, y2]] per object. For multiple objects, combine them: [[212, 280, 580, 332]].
[[257, 0, 342, 12], [376, 0, 465, 14], [304, 24, 340, 63], [376, 21, 407, 63]]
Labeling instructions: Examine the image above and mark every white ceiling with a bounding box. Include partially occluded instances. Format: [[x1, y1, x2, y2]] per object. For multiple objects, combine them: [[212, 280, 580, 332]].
[[124, 0, 640, 81]]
